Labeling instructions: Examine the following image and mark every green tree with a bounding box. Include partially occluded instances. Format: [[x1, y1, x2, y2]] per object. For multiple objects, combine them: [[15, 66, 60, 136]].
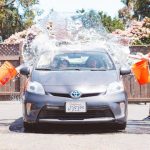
[[134, 0, 150, 19], [75, 9, 124, 32], [0, 0, 39, 40], [119, 0, 150, 21], [99, 11, 124, 32], [76, 9, 102, 29], [119, 0, 134, 25]]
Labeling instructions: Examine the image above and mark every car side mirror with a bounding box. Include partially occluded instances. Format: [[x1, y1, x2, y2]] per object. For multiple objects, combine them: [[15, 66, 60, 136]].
[[20, 67, 30, 76], [120, 67, 131, 75]]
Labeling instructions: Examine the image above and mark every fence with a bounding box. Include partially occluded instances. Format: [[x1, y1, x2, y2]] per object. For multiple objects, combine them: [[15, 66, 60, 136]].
[[0, 43, 23, 101], [0, 44, 150, 102], [124, 45, 150, 103]]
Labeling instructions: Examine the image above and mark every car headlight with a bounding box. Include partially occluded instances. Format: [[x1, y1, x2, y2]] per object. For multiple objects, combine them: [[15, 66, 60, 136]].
[[27, 81, 45, 95], [106, 81, 124, 94]]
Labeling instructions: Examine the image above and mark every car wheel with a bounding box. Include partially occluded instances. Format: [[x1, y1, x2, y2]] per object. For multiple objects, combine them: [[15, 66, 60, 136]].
[[23, 122, 37, 131]]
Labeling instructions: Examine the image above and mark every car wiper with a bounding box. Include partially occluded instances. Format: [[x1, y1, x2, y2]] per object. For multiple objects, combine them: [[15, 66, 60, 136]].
[[35, 68, 52, 71], [60, 68, 81, 71], [90, 68, 107, 71]]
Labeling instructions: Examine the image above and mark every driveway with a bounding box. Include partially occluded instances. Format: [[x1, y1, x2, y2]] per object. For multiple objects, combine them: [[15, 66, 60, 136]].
[[0, 101, 150, 150]]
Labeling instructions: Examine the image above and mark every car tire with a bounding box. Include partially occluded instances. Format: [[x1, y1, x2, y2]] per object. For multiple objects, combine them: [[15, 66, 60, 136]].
[[23, 122, 37, 131], [115, 122, 126, 130]]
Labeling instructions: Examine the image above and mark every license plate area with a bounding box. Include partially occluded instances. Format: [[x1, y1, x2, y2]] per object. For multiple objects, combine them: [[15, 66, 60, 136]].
[[65, 101, 86, 113]]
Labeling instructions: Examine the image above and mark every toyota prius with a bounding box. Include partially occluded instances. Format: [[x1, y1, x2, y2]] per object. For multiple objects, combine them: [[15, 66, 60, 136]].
[[20, 48, 130, 131]]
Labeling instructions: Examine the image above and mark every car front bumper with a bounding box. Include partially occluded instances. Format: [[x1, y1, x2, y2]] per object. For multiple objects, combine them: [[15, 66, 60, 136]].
[[23, 91, 128, 124]]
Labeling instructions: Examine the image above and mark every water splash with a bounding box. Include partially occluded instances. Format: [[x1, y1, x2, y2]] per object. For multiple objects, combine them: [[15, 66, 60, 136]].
[[22, 11, 130, 67]]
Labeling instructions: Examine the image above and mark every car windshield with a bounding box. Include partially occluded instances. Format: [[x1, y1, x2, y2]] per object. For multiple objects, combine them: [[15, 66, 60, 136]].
[[36, 50, 115, 71]]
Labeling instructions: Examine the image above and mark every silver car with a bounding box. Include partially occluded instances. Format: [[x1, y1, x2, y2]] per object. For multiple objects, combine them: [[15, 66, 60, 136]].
[[20, 48, 130, 131]]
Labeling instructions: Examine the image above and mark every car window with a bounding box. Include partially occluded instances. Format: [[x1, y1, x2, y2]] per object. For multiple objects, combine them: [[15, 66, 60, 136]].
[[36, 51, 115, 70]]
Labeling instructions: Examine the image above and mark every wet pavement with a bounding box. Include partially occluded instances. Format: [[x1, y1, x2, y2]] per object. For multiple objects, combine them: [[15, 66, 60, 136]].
[[0, 101, 150, 134], [8, 117, 150, 134], [1, 101, 150, 150]]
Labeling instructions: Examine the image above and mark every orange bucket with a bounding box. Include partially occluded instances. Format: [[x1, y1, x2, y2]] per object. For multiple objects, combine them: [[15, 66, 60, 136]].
[[132, 60, 150, 85], [0, 61, 17, 85]]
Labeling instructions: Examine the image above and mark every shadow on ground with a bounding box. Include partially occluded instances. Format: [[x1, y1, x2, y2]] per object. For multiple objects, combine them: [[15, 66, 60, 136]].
[[9, 117, 121, 134], [9, 117, 150, 134], [124, 118, 150, 134]]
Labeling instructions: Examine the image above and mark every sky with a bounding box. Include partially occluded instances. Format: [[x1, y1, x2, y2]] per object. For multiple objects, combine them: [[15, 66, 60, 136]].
[[39, 0, 125, 18]]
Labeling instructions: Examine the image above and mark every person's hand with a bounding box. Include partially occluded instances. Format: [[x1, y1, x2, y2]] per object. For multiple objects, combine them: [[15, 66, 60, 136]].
[[141, 55, 149, 61], [140, 53, 150, 61]]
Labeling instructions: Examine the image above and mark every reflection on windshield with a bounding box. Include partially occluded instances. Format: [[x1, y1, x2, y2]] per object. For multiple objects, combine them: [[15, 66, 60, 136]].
[[36, 51, 115, 71]]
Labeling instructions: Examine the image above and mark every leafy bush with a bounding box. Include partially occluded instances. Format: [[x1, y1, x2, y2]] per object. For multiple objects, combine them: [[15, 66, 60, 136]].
[[113, 17, 150, 45]]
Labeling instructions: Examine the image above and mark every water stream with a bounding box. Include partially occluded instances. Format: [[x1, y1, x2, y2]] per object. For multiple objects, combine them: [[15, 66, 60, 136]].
[[22, 11, 131, 67]]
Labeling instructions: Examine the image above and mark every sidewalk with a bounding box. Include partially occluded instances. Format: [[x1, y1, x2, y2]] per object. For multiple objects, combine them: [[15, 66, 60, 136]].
[[128, 103, 150, 120]]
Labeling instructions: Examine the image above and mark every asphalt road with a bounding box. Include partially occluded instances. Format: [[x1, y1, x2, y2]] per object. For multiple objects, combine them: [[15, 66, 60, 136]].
[[0, 101, 150, 150]]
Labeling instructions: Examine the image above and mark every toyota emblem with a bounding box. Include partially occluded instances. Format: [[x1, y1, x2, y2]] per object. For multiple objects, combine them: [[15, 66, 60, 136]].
[[70, 90, 81, 99]]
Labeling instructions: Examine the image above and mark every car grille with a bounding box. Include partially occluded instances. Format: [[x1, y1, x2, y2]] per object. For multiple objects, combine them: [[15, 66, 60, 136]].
[[38, 106, 114, 120], [47, 92, 101, 98]]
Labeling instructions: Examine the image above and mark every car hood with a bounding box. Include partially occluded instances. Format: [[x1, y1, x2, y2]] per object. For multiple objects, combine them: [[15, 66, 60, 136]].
[[31, 70, 119, 93]]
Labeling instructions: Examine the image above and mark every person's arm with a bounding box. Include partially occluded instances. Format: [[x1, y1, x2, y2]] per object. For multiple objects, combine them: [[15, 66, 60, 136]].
[[129, 52, 150, 62]]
